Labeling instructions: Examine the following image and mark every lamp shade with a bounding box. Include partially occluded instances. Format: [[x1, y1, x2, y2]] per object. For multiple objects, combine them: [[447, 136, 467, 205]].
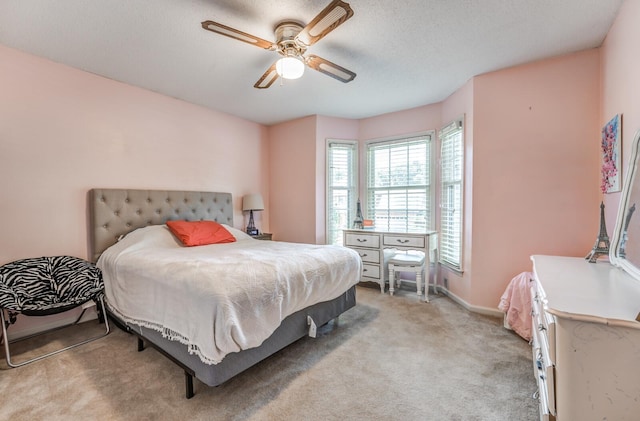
[[242, 194, 264, 211], [275, 56, 305, 80]]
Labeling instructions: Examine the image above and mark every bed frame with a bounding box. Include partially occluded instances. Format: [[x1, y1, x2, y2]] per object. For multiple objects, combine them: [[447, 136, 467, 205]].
[[88, 188, 356, 398]]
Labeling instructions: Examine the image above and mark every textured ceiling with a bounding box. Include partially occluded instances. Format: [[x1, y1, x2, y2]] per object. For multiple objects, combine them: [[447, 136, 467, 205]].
[[0, 0, 624, 125]]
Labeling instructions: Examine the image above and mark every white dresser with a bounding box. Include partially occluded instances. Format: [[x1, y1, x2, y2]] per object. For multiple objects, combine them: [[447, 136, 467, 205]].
[[530, 255, 640, 420], [343, 229, 437, 296]]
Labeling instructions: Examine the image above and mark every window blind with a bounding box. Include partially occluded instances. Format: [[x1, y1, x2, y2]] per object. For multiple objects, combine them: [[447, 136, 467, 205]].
[[439, 119, 464, 270], [327, 140, 358, 245], [366, 135, 431, 232]]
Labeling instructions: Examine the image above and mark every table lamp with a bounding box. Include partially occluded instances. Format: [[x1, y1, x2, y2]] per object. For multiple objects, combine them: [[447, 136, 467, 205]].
[[242, 194, 264, 235]]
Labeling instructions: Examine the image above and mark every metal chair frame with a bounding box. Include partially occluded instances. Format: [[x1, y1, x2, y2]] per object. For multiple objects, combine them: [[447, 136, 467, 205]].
[[0, 296, 110, 368]]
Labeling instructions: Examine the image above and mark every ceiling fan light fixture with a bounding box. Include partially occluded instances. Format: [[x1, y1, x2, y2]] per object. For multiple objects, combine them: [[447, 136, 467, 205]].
[[202, 0, 356, 89], [276, 56, 305, 80]]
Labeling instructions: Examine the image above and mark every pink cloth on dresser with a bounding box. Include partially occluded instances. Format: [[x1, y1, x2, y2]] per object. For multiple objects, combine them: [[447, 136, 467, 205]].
[[498, 271, 533, 341]]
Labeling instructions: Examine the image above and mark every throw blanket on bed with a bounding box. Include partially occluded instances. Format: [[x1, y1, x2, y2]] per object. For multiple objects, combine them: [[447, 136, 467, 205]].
[[97, 225, 361, 365]]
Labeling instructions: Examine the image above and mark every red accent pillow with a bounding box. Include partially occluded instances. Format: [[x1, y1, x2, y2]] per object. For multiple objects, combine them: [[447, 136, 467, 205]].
[[166, 220, 236, 246]]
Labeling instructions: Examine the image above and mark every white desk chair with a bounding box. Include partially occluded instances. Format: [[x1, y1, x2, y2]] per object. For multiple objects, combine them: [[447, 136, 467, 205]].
[[387, 250, 429, 301]]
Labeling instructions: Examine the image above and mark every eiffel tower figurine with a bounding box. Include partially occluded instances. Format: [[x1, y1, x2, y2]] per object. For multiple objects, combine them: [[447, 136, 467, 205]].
[[586, 201, 610, 263], [353, 199, 364, 229]]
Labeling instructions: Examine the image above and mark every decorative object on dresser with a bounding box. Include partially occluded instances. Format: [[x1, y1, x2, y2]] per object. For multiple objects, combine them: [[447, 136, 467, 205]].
[[0, 256, 110, 367], [242, 193, 264, 235], [585, 201, 610, 262], [611, 130, 640, 278], [529, 130, 640, 420], [353, 198, 364, 229], [600, 113, 621, 194], [343, 229, 437, 301]]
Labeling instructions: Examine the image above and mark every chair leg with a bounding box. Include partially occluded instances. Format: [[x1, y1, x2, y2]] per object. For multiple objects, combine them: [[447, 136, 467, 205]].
[[388, 264, 395, 296], [1, 297, 110, 368], [422, 266, 430, 303], [1, 309, 12, 367]]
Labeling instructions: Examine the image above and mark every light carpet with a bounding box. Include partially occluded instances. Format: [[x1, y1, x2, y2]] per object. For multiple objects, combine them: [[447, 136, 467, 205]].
[[0, 285, 538, 420]]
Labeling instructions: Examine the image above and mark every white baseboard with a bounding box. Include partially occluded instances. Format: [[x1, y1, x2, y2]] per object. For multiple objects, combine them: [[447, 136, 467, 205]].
[[433, 285, 503, 319]]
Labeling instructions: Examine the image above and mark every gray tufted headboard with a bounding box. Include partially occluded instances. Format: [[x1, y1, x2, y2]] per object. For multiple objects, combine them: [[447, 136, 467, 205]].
[[89, 188, 234, 262]]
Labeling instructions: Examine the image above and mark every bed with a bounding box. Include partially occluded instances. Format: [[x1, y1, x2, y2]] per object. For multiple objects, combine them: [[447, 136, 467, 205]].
[[88, 188, 361, 398]]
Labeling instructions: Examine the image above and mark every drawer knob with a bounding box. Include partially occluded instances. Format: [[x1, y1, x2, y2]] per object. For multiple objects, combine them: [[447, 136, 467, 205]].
[[361, 253, 368, 257], [357, 238, 368, 243], [396, 239, 410, 244]]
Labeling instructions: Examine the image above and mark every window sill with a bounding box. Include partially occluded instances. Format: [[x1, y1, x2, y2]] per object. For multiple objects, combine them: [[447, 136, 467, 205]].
[[439, 261, 464, 276]]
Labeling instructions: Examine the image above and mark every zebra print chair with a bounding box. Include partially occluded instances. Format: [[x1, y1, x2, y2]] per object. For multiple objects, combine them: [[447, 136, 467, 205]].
[[0, 255, 110, 367]]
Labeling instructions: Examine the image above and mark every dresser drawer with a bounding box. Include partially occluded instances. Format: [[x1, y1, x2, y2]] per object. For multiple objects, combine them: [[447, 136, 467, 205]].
[[531, 333, 554, 421], [533, 324, 555, 415], [530, 278, 556, 417], [361, 263, 381, 280], [531, 284, 556, 364], [383, 234, 425, 248], [350, 247, 381, 264], [540, 312, 555, 364], [345, 233, 380, 248], [535, 368, 554, 421]]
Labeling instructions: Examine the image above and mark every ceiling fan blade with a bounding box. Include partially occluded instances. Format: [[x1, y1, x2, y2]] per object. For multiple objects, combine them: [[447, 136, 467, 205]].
[[295, 0, 354, 47], [254, 63, 279, 89], [306, 55, 356, 83], [201, 20, 276, 50]]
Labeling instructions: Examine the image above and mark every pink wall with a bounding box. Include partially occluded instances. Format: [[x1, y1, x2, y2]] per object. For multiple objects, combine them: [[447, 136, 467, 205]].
[[267, 116, 317, 243], [470, 50, 601, 308], [359, 104, 442, 141], [264, 0, 633, 311], [268, 115, 359, 244], [269, 51, 601, 311], [0, 44, 269, 264], [601, 0, 640, 228], [349, 50, 601, 311]]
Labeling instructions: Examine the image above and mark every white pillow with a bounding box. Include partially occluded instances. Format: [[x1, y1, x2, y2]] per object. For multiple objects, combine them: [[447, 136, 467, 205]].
[[221, 224, 253, 241]]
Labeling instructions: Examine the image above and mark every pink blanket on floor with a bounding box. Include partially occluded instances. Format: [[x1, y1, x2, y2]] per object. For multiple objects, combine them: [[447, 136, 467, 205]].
[[498, 271, 533, 341]]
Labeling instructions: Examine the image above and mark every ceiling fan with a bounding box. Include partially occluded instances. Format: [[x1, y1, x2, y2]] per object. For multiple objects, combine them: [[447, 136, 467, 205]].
[[201, 0, 356, 89]]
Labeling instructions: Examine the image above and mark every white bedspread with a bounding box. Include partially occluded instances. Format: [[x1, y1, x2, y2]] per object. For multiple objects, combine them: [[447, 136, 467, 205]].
[[97, 225, 362, 365]]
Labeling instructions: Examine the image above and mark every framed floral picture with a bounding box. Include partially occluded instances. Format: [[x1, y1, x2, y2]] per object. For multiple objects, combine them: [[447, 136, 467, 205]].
[[601, 114, 621, 193]]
